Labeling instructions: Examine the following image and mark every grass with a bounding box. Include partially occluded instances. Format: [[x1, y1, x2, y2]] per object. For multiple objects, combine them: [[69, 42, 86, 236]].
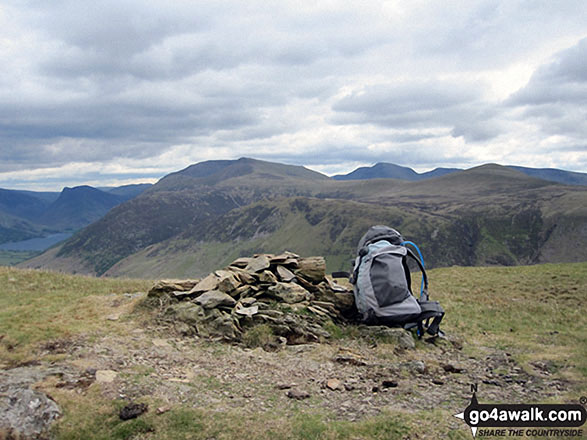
[[0, 266, 152, 366], [1, 262, 586, 439], [429, 262, 587, 394], [0, 249, 40, 266]]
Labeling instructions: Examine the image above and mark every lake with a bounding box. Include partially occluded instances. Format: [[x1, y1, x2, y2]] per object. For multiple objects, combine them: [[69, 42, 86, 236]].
[[0, 232, 74, 251]]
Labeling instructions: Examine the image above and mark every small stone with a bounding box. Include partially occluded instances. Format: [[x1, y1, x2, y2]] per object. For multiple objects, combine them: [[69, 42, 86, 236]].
[[276, 383, 296, 390], [106, 314, 120, 321], [432, 378, 445, 385], [119, 403, 148, 420], [156, 406, 171, 415], [382, 380, 398, 388], [333, 351, 367, 366], [442, 363, 465, 374], [276, 265, 296, 282], [326, 379, 341, 391], [95, 370, 117, 383], [258, 270, 278, 284], [286, 389, 311, 400], [152, 338, 171, 348], [235, 304, 259, 317]]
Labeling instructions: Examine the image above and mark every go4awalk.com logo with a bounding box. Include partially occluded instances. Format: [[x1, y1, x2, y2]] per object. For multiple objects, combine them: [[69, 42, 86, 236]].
[[454, 385, 587, 438]]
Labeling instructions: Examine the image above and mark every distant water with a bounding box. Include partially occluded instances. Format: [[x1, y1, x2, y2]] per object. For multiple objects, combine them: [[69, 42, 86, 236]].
[[0, 232, 73, 251]]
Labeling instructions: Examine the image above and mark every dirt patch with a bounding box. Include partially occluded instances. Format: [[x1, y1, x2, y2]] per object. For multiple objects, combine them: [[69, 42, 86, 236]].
[[34, 324, 574, 424]]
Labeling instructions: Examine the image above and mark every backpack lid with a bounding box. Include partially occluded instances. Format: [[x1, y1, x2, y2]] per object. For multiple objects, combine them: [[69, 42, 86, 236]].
[[357, 225, 403, 252]]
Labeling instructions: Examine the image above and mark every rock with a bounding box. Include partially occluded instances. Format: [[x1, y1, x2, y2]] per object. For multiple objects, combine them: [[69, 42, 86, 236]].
[[239, 297, 257, 307], [229, 268, 257, 285], [382, 380, 398, 388], [0, 368, 62, 439], [199, 309, 240, 340], [147, 279, 200, 297], [152, 338, 172, 348], [119, 403, 148, 420], [230, 257, 252, 268], [276, 265, 296, 282], [235, 304, 259, 318], [286, 389, 311, 400], [215, 270, 242, 293], [245, 255, 271, 273], [360, 326, 415, 349], [106, 314, 120, 321], [333, 350, 367, 366], [334, 292, 356, 312], [156, 406, 171, 415], [442, 363, 465, 374], [295, 256, 326, 282], [401, 360, 427, 375], [95, 370, 118, 383], [258, 270, 278, 285], [189, 274, 220, 293], [270, 252, 300, 264], [276, 383, 296, 390], [326, 379, 341, 391], [268, 282, 310, 304], [194, 290, 237, 309]]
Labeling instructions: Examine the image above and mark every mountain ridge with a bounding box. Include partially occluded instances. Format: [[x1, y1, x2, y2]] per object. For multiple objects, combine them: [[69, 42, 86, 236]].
[[333, 162, 587, 186], [20, 159, 587, 277]]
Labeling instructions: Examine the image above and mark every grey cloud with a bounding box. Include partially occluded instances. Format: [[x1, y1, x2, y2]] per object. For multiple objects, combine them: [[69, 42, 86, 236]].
[[507, 38, 587, 138], [331, 80, 504, 142]]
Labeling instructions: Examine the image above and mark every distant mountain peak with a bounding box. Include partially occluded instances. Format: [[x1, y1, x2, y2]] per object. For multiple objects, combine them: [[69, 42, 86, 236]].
[[158, 157, 328, 190], [333, 162, 459, 181]]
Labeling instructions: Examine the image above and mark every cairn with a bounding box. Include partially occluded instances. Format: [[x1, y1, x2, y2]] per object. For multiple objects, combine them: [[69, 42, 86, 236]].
[[147, 252, 356, 345]]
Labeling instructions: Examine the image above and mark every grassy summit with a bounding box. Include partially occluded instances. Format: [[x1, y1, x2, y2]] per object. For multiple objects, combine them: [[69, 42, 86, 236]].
[[0, 262, 585, 439]]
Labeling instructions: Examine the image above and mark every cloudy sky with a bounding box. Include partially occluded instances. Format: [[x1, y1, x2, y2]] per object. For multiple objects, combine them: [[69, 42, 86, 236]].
[[1, 0, 586, 190]]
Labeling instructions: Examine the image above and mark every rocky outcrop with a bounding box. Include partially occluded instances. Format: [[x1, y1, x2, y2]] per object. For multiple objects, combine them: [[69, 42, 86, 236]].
[[0, 367, 63, 440]]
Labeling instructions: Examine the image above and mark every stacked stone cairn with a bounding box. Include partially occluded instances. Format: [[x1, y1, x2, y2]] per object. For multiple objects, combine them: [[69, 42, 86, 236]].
[[147, 252, 357, 346]]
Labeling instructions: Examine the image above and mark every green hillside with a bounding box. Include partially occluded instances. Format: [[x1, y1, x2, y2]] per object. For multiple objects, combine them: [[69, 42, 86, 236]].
[[1, 262, 585, 439], [20, 161, 587, 278]]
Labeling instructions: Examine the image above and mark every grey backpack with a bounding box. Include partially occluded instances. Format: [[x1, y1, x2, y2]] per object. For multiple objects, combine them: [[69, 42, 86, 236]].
[[350, 225, 444, 337]]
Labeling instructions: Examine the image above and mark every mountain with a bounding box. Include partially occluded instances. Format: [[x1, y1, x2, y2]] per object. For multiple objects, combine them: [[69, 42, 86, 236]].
[[0, 188, 55, 221], [99, 183, 153, 199], [333, 162, 587, 185], [21, 160, 587, 278], [332, 163, 461, 181], [0, 183, 149, 250], [506, 166, 587, 186], [38, 186, 127, 230], [25, 158, 330, 274]]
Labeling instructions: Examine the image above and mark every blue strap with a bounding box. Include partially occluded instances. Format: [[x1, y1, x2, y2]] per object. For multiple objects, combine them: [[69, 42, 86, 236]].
[[401, 241, 426, 298]]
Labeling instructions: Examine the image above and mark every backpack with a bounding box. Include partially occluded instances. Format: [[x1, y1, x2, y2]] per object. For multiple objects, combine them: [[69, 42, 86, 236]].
[[350, 225, 444, 337]]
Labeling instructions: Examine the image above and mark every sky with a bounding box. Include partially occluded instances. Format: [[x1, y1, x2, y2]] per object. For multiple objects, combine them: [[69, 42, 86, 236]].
[[1, 0, 586, 191]]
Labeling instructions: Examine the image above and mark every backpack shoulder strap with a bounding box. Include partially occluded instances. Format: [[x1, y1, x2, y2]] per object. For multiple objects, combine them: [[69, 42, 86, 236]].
[[405, 247, 429, 300]]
